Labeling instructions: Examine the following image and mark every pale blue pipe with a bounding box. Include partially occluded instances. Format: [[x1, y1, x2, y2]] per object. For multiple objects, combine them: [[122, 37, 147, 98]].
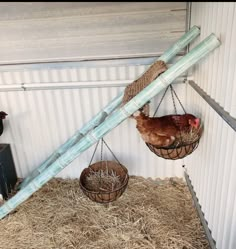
[[0, 33, 220, 219], [19, 26, 200, 189]]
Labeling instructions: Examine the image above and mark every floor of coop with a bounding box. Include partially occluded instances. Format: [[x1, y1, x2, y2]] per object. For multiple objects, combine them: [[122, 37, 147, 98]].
[[0, 176, 210, 249]]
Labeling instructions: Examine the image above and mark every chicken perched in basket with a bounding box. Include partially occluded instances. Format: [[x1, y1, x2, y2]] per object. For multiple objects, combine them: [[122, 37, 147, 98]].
[[133, 111, 201, 147]]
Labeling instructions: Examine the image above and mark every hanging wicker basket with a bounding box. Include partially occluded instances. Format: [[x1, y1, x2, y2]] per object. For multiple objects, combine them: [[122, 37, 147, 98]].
[[146, 137, 201, 160], [144, 85, 203, 160], [80, 160, 129, 203], [121, 59, 202, 160], [144, 112, 203, 160]]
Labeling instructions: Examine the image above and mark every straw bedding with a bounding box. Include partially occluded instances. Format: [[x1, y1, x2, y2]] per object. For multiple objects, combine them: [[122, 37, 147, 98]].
[[84, 168, 122, 192], [0, 176, 209, 249], [171, 125, 203, 148]]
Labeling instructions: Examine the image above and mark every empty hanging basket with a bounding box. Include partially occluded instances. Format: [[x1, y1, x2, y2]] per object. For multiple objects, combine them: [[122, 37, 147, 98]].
[[79, 139, 129, 203]]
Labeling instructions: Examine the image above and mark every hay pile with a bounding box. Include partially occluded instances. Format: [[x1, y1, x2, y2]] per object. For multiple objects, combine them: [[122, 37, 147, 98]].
[[172, 125, 203, 148], [0, 176, 210, 249], [84, 168, 122, 192]]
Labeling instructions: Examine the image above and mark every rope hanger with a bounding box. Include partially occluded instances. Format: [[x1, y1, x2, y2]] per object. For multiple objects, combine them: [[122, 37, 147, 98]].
[[145, 84, 202, 160], [153, 84, 186, 117]]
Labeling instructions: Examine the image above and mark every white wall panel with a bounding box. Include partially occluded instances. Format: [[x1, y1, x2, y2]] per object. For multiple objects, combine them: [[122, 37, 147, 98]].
[[186, 85, 236, 249], [190, 2, 236, 118], [0, 64, 186, 180], [188, 3, 236, 248], [0, 2, 186, 64]]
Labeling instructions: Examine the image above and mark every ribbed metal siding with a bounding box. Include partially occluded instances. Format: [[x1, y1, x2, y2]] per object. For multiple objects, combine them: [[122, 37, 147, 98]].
[[190, 2, 236, 118], [186, 85, 236, 249], [187, 3, 236, 249], [0, 64, 149, 85], [0, 65, 186, 179]]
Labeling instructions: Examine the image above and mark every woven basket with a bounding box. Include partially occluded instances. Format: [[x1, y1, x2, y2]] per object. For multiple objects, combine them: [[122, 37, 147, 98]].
[[145, 114, 203, 160], [146, 139, 200, 160], [79, 161, 129, 203]]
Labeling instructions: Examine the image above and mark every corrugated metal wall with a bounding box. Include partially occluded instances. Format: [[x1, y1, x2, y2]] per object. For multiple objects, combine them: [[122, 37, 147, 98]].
[[186, 2, 236, 249], [189, 2, 236, 118], [0, 63, 186, 179], [0, 2, 188, 180]]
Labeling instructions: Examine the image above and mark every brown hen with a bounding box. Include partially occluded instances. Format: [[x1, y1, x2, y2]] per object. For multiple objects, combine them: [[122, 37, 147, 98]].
[[133, 112, 200, 147]]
